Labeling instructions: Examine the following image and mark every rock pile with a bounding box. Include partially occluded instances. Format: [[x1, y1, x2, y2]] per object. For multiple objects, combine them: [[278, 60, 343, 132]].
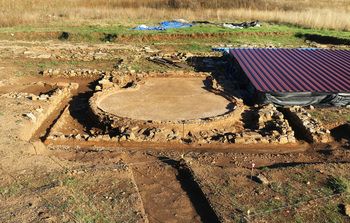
[[95, 70, 147, 90]]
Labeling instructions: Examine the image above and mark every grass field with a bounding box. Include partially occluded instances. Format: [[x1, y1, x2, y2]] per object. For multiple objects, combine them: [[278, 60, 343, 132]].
[[0, 0, 349, 31]]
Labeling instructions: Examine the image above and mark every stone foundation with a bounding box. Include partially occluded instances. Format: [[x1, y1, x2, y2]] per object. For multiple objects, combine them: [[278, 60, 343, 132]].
[[234, 104, 296, 144], [18, 83, 78, 141], [283, 106, 331, 143], [88, 75, 244, 144]]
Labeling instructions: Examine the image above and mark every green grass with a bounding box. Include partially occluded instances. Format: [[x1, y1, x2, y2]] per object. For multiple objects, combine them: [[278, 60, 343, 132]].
[[8, 58, 117, 76], [0, 182, 22, 196], [311, 110, 350, 123], [14, 61, 35, 67], [14, 70, 38, 77], [0, 22, 348, 45], [329, 176, 349, 194]]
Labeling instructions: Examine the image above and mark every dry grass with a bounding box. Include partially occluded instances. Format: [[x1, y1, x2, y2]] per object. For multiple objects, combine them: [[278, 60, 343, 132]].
[[0, 0, 349, 31]]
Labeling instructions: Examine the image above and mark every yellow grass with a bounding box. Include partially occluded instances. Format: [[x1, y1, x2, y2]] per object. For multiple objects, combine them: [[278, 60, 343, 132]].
[[0, 0, 349, 31]]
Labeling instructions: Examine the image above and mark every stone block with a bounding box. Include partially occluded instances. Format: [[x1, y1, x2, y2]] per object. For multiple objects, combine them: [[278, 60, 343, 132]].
[[256, 174, 269, 184], [119, 135, 127, 141], [278, 135, 289, 144], [345, 204, 350, 217], [287, 136, 296, 143], [26, 113, 36, 122], [242, 131, 262, 139], [234, 137, 245, 143]]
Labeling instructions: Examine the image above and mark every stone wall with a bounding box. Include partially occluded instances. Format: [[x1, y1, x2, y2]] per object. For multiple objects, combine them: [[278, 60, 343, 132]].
[[88, 74, 244, 144], [43, 68, 104, 78], [89, 87, 243, 139], [282, 106, 331, 143], [18, 83, 78, 141], [234, 104, 296, 144], [49, 102, 300, 145]]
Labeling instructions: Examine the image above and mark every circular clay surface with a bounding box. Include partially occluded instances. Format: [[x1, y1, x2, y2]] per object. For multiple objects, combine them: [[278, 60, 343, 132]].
[[98, 77, 232, 122]]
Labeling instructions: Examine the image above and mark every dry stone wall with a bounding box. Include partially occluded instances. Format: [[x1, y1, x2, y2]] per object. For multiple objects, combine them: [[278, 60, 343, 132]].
[[234, 104, 296, 144], [43, 68, 104, 78], [14, 83, 79, 141], [88, 78, 244, 144], [283, 106, 331, 143], [85, 71, 303, 145]]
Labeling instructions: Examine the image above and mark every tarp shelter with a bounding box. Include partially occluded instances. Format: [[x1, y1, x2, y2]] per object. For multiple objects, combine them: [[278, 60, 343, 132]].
[[228, 48, 350, 106]]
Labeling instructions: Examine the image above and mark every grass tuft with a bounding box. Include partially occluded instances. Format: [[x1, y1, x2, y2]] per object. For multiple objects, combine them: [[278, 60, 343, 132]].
[[328, 176, 349, 194]]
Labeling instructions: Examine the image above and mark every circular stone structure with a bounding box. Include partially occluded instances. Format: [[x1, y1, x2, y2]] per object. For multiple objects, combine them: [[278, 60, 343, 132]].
[[90, 77, 242, 134], [98, 77, 231, 121]]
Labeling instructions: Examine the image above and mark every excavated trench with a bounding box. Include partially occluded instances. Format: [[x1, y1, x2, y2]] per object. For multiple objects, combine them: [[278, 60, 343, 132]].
[[28, 79, 105, 142], [129, 155, 220, 223], [160, 157, 220, 222], [28, 77, 226, 222], [27, 72, 346, 223]]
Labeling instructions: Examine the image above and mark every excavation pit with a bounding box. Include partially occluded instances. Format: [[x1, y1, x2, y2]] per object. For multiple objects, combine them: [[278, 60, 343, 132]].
[[90, 77, 243, 136]]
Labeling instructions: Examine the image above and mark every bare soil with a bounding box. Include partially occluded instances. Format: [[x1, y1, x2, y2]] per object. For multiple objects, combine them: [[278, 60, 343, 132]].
[[99, 77, 232, 121], [0, 39, 349, 223]]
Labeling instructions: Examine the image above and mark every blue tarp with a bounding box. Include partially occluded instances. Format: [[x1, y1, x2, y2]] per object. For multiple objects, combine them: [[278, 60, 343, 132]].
[[131, 21, 194, 31]]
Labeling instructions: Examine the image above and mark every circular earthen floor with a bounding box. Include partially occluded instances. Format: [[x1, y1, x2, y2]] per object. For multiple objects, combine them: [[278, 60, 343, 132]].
[[98, 77, 232, 121]]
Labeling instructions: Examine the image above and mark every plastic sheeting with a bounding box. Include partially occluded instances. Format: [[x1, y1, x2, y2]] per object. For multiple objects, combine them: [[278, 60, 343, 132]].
[[193, 20, 261, 29], [258, 92, 350, 107], [131, 21, 194, 31], [223, 21, 261, 29]]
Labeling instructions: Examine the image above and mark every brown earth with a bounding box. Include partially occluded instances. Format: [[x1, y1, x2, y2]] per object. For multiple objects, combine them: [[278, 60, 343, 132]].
[[0, 39, 350, 223], [98, 77, 232, 121]]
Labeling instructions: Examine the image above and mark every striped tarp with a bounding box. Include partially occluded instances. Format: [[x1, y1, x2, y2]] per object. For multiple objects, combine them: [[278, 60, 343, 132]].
[[230, 48, 350, 93]]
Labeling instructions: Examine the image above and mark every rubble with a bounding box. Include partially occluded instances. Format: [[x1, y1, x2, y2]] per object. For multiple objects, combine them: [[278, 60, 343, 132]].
[[1, 92, 38, 100]]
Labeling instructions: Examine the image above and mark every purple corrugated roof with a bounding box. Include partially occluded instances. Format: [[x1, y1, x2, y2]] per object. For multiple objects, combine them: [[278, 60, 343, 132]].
[[230, 48, 350, 92]]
